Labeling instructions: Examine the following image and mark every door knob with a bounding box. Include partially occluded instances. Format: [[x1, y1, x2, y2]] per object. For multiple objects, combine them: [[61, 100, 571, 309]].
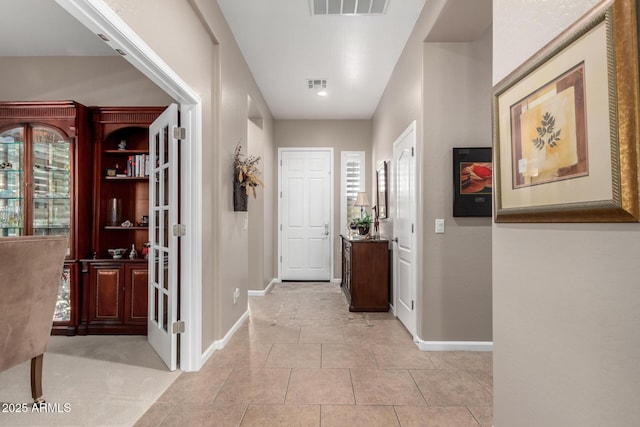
[[324, 223, 329, 235]]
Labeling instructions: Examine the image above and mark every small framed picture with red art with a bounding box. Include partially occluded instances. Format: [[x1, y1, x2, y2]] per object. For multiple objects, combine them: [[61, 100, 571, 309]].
[[453, 147, 492, 217]]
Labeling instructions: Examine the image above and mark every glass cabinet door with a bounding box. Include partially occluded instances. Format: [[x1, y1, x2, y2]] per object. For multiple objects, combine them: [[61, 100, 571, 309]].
[[0, 127, 24, 237], [54, 266, 72, 322], [32, 126, 71, 256]]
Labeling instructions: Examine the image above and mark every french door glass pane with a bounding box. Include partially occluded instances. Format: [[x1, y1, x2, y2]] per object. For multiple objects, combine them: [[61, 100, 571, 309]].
[[32, 127, 71, 255], [0, 127, 24, 236]]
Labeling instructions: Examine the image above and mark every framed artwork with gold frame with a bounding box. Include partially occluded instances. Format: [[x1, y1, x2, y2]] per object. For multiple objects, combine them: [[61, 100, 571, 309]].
[[492, 0, 640, 222]]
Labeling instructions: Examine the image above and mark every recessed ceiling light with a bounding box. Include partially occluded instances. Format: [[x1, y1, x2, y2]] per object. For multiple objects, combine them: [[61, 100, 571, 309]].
[[308, 79, 328, 96]]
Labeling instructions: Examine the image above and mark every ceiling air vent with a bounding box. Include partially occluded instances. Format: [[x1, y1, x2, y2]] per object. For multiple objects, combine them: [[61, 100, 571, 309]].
[[308, 79, 327, 90], [311, 0, 389, 16]]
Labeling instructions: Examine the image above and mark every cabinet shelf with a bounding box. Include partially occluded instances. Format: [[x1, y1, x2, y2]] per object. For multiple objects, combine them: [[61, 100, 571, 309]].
[[0, 169, 23, 173], [104, 176, 148, 181], [103, 149, 148, 155], [34, 166, 69, 173], [104, 226, 149, 230]]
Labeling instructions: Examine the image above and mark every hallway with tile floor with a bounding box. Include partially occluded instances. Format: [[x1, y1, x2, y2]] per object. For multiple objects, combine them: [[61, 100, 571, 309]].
[[136, 282, 493, 426]]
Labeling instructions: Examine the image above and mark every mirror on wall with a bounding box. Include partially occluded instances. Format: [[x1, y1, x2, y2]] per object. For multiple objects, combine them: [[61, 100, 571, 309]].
[[376, 161, 388, 219]]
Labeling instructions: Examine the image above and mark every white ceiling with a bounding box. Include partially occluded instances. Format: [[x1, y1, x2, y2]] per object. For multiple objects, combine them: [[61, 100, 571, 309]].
[[0, 0, 492, 120], [217, 0, 492, 119], [217, 0, 427, 119], [0, 0, 115, 56]]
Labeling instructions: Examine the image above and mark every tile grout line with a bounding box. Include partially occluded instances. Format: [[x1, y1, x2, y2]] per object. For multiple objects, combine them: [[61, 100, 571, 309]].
[[348, 367, 358, 406], [209, 367, 235, 405], [407, 369, 430, 406], [392, 405, 402, 427], [282, 368, 293, 405], [465, 405, 484, 427], [236, 403, 249, 427]]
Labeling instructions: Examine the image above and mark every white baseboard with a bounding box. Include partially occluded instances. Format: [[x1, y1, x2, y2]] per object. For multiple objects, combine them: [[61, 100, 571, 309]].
[[248, 278, 279, 297], [415, 340, 493, 352], [200, 309, 250, 365], [331, 278, 342, 283]]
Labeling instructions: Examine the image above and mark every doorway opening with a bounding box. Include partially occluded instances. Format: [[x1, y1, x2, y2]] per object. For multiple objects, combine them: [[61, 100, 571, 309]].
[[55, 0, 203, 371]]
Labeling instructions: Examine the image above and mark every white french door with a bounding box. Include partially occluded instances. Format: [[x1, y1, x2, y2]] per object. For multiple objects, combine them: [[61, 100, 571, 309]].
[[393, 121, 417, 337], [148, 103, 179, 370], [279, 149, 333, 281]]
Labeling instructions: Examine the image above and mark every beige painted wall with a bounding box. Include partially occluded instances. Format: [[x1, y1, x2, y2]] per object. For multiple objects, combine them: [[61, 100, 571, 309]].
[[274, 120, 372, 278], [420, 30, 493, 341], [248, 118, 265, 291], [104, 0, 275, 349], [0, 56, 173, 105], [372, 4, 493, 342], [261, 121, 275, 286], [493, 0, 640, 425]]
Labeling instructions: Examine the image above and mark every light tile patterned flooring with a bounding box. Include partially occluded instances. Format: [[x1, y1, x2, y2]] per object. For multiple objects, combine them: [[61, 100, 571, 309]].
[[136, 282, 493, 426]]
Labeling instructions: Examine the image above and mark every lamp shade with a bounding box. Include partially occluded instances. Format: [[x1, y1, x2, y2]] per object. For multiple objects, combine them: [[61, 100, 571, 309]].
[[354, 192, 370, 207]]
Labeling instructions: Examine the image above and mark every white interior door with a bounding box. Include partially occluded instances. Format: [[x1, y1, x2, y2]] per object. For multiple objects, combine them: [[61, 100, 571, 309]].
[[393, 122, 417, 337], [280, 149, 332, 281], [148, 103, 179, 370]]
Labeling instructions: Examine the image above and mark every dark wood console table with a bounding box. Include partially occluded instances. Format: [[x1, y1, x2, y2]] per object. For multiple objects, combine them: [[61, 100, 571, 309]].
[[340, 235, 389, 312]]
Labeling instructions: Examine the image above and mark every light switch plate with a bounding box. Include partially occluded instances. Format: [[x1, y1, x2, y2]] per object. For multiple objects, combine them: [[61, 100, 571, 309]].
[[435, 218, 445, 234]]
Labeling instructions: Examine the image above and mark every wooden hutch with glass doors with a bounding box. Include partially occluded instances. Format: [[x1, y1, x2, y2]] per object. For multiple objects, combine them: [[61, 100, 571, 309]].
[[0, 102, 165, 336], [0, 101, 92, 335]]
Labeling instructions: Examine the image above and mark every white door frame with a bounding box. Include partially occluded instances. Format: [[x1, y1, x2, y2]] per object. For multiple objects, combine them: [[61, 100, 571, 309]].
[[392, 121, 417, 338], [277, 147, 334, 281], [55, 0, 203, 371]]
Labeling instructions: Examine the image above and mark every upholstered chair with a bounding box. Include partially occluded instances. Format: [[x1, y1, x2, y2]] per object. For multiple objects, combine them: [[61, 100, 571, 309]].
[[0, 236, 67, 403]]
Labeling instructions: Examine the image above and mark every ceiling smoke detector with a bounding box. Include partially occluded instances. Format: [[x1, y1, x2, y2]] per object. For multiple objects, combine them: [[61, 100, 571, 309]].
[[311, 0, 389, 16]]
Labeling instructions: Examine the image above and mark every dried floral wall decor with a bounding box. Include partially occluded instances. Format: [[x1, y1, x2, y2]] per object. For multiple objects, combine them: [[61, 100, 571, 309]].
[[233, 144, 264, 211]]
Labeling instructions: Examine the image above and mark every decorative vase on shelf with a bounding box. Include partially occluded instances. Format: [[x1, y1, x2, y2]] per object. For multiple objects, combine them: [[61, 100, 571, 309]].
[[107, 198, 121, 226], [129, 244, 137, 260], [233, 180, 248, 212]]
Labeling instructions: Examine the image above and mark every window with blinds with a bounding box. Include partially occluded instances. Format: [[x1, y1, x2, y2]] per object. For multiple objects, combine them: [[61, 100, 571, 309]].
[[341, 151, 365, 234]]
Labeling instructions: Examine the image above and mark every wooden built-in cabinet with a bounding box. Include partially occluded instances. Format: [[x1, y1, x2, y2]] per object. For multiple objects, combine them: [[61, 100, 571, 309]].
[[1, 103, 165, 336], [341, 236, 390, 312], [0, 102, 92, 335], [77, 107, 164, 335], [78, 260, 148, 335], [90, 107, 164, 259]]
